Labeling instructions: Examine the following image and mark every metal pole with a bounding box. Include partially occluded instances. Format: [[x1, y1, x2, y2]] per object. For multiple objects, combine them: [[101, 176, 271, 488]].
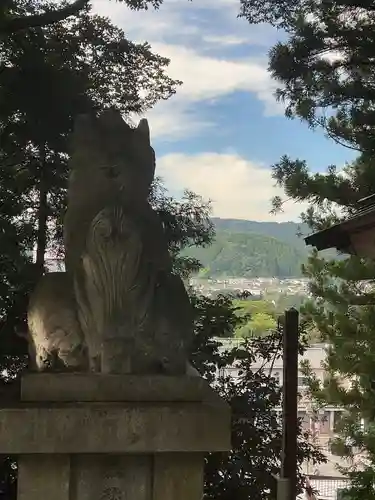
[[278, 307, 299, 500]]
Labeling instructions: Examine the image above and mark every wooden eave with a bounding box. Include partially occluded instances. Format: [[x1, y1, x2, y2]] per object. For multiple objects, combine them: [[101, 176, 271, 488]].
[[304, 197, 375, 252]]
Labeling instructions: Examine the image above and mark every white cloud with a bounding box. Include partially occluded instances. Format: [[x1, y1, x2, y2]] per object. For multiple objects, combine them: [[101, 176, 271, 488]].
[[139, 100, 215, 141], [157, 152, 308, 221], [320, 50, 344, 63], [133, 43, 280, 139], [202, 34, 255, 46], [92, 0, 208, 43], [152, 43, 272, 102], [92, 0, 282, 140]]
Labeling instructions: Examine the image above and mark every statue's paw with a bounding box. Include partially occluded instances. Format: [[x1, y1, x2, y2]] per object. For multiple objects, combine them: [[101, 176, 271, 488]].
[[58, 345, 89, 372]]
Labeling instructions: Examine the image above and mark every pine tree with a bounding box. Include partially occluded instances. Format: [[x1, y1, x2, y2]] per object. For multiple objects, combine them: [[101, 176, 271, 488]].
[[240, 0, 375, 498], [240, 0, 375, 154]]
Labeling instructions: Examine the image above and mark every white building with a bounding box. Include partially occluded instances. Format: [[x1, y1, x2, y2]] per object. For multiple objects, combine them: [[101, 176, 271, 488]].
[[216, 340, 358, 499]]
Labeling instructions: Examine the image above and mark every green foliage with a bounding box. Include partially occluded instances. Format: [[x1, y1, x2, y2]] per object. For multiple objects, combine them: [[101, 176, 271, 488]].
[[0, 0, 163, 37], [183, 229, 307, 278], [299, 253, 375, 499], [190, 304, 324, 500], [234, 298, 323, 341], [236, 312, 277, 338], [234, 299, 277, 317], [233, 300, 276, 338], [191, 294, 247, 344], [270, 156, 374, 231], [240, 0, 375, 155], [150, 180, 214, 278], [198, 267, 212, 279], [240, 0, 375, 494], [213, 217, 309, 249]]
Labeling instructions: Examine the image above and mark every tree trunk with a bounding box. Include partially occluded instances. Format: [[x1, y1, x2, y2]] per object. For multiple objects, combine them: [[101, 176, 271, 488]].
[[35, 144, 48, 275], [0, 0, 88, 37]]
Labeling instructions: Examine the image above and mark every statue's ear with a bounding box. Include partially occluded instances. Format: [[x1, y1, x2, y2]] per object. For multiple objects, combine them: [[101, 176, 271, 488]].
[[136, 118, 150, 144], [69, 113, 97, 155], [100, 108, 127, 131]]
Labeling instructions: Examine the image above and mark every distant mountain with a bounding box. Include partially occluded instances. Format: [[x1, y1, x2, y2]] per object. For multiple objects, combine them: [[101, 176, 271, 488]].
[[183, 228, 308, 278], [183, 218, 334, 278], [212, 218, 310, 250]]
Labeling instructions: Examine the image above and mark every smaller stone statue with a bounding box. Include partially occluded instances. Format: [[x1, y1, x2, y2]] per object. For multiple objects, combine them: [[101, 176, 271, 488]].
[[27, 110, 194, 375]]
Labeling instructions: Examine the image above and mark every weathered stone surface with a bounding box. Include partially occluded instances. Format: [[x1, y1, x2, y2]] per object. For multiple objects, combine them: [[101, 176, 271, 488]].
[[153, 454, 204, 500], [27, 110, 194, 374], [18, 453, 206, 500], [11, 374, 231, 500], [21, 373, 209, 402], [18, 455, 70, 500], [27, 272, 86, 371], [73, 455, 152, 500], [0, 401, 230, 454]]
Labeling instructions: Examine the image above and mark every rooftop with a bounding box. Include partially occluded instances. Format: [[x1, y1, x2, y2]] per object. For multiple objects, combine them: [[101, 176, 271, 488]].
[[304, 194, 375, 253]]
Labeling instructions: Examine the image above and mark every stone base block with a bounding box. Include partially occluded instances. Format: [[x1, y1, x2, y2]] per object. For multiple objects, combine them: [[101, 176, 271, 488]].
[[21, 373, 210, 402], [0, 374, 230, 454], [18, 453, 204, 500], [1, 374, 230, 500]]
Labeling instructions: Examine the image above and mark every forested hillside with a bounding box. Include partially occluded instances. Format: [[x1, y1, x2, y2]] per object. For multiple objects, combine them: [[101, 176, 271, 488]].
[[183, 228, 307, 278], [212, 218, 309, 249]]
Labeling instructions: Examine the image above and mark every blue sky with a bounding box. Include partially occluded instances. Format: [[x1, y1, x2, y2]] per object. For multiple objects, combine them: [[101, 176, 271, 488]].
[[93, 0, 357, 221]]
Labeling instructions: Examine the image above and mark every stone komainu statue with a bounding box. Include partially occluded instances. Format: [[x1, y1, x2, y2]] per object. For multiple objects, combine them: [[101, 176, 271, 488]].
[[27, 110, 194, 374]]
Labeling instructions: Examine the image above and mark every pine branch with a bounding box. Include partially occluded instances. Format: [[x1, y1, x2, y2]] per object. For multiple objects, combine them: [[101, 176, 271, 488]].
[[347, 293, 375, 305], [0, 0, 88, 35]]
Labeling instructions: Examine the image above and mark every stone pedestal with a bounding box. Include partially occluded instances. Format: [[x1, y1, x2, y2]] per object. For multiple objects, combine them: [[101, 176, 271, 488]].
[[0, 374, 231, 500]]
